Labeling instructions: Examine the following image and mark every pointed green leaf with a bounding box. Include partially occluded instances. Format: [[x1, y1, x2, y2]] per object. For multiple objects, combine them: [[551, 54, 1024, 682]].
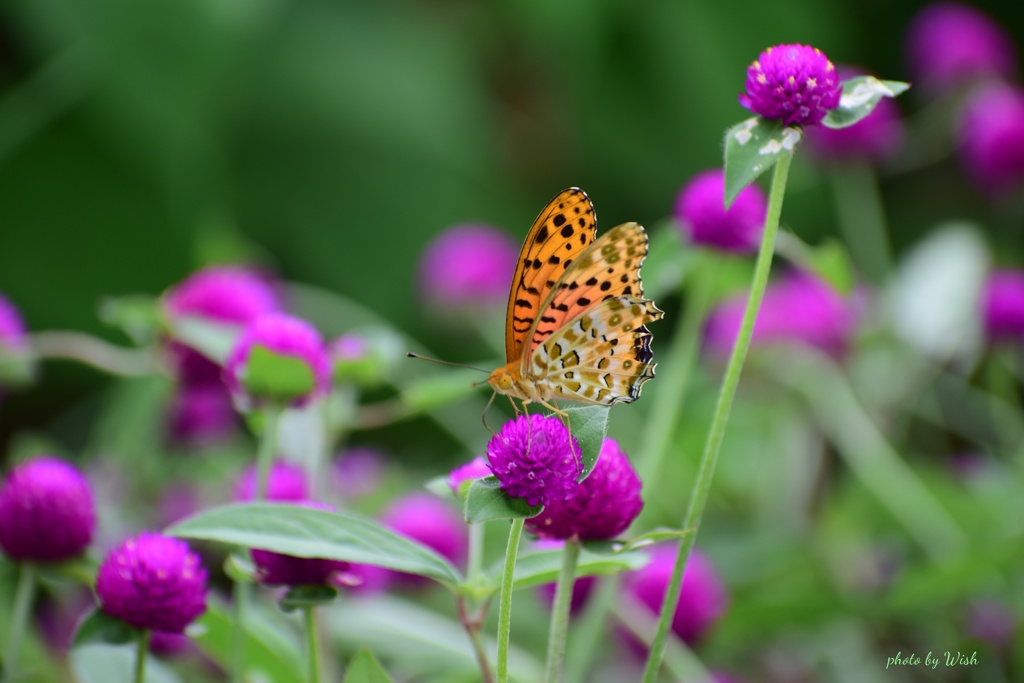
[[243, 344, 315, 401], [723, 117, 800, 207], [823, 76, 910, 129], [343, 649, 395, 683], [280, 585, 338, 612], [464, 477, 543, 523], [167, 503, 462, 588], [490, 547, 649, 591], [71, 608, 141, 648], [564, 404, 610, 480]]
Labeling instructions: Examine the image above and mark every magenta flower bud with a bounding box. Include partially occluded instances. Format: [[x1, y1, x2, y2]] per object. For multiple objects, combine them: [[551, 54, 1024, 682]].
[[675, 170, 767, 253], [906, 3, 1017, 94], [418, 224, 519, 312], [0, 457, 96, 563], [0, 293, 27, 353], [252, 502, 349, 586], [704, 271, 858, 358], [958, 83, 1024, 196], [381, 492, 467, 584], [167, 384, 237, 445], [738, 44, 841, 127], [96, 532, 208, 633], [525, 438, 643, 541], [805, 67, 904, 162], [164, 266, 280, 325], [448, 456, 491, 493], [333, 447, 386, 499], [234, 459, 308, 502], [224, 313, 331, 406], [981, 269, 1024, 341], [624, 546, 728, 645], [486, 415, 581, 507]]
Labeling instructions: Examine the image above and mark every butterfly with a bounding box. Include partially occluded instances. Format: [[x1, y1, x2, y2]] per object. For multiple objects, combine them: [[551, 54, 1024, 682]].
[[486, 188, 663, 415]]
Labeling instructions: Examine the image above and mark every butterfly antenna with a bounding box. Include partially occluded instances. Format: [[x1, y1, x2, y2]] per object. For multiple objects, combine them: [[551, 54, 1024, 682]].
[[406, 352, 490, 374]]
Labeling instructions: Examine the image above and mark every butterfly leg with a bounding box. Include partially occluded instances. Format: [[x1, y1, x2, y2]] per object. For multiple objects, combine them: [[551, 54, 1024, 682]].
[[480, 391, 498, 436]]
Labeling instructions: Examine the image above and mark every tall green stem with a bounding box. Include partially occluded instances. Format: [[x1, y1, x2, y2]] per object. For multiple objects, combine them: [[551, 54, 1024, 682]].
[[543, 539, 581, 683], [254, 403, 284, 500], [641, 152, 792, 683], [460, 522, 495, 683], [496, 518, 525, 683], [304, 607, 322, 683], [133, 631, 151, 683], [3, 563, 36, 683], [230, 582, 249, 683]]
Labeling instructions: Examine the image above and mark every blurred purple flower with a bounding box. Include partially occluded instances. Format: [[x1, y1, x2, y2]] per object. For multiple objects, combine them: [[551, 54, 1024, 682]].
[[675, 170, 767, 253], [624, 546, 728, 646], [96, 532, 208, 633], [0, 457, 95, 563], [738, 44, 841, 127], [224, 313, 331, 407], [167, 383, 237, 446], [381, 492, 467, 585], [156, 483, 203, 528], [252, 501, 350, 586], [958, 83, 1024, 196], [164, 266, 280, 326], [331, 334, 369, 361], [906, 2, 1017, 93], [0, 293, 27, 353], [805, 68, 905, 162], [704, 271, 858, 358], [486, 414, 581, 507], [448, 456, 491, 493], [525, 438, 643, 541], [234, 459, 308, 502], [982, 268, 1024, 341], [417, 224, 519, 312], [333, 447, 386, 499], [967, 599, 1017, 649]]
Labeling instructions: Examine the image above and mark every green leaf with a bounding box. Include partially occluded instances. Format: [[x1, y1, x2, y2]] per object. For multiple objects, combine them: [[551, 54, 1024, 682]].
[[402, 370, 482, 412], [191, 599, 303, 683], [723, 117, 800, 207], [70, 644, 183, 683], [280, 585, 338, 612], [343, 649, 395, 683], [822, 76, 910, 129], [97, 295, 164, 344], [167, 315, 240, 364], [167, 503, 462, 588], [243, 344, 316, 402], [71, 608, 142, 648], [464, 477, 543, 523], [564, 404, 610, 480], [493, 547, 649, 591], [619, 527, 691, 551]]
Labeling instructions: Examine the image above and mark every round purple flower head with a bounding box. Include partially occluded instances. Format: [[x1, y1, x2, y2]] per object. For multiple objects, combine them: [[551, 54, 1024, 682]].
[[525, 438, 642, 541], [381, 492, 467, 582], [224, 313, 331, 406], [675, 169, 767, 253], [234, 459, 309, 502], [418, 224, 519, 312], [906, 3, 1017, 93], [806, 67, 904, 162], [624, 546, 728, 645], [448, 456, 491, 493], [958, 83, 1024, 196], [486, 414, 581, 507], [167, 384, 237, 445], [252, 502, 349, 586], [0, 457, 95, 563], [739, 44, 841, 127], [0, 293, 27, 353], [96, 532, 208, 633], [981, 269, 1024, 342], [164, 266, 280, 325]]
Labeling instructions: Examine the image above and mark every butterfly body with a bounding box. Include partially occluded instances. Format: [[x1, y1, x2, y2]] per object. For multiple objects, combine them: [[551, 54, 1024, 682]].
[[488, 188, 663, 410]]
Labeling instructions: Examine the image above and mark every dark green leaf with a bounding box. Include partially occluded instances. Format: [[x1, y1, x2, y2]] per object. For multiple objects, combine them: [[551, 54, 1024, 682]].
[[280, 585, 338, 612], [71, 608, 141, 648], [464, 477, 543, 523], [723, 117, 799, 207], [167, 503, 462, 587], [243, 344, 315, 402], [343, 649, 395, 683], [822, 76, 910, 129], [493, 548, 649, 591], [564, 404, 610, 480]]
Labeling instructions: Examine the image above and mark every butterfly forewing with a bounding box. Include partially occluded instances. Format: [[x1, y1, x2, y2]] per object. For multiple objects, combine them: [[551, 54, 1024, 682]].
[[504, 188, 596, 364]]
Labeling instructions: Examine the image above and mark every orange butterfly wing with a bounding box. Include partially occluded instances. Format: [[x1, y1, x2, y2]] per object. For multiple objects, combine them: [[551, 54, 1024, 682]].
[[504, 188, 596, 364]]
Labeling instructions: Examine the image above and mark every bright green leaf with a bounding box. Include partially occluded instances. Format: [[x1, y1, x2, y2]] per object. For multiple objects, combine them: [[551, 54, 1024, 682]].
[[243, 344, 316, 402], [71, 608, 141, 648], [191, 599, 303, 683], [822, 76, 910, 129], [280, 585, 338, 612], [723, 117, 799, 207], [564, 404, 610, 480], [464, 477, 543, 524], [343, 649, 395, 683]]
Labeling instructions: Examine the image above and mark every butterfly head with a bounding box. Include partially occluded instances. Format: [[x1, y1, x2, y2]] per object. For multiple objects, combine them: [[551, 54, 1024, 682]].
[[486, 361, 532, 401]]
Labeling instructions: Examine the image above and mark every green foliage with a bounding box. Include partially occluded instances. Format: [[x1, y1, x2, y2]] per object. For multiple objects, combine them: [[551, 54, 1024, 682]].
[[822, 76, 911, 129], [191, 600, 304, 683], [722, 118, 799, 207], [498, 547, 649, 591], [564, 404, 610, 480], [464, 477, 544, 523], [342, 650, 395, 683], [242, 345, 316, 403], [279, 585, 339, 612], [71, 608, 141, 648]]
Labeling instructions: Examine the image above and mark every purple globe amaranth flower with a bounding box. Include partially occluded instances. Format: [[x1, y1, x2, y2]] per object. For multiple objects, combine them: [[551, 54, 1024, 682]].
[[525, 438, 643, 541], [981, 269, 1024, 341], [624, 546, 728, 646], [958, 83, 1024, 196], [234, 459, 309, 502], [675, 169, 766, 253], [381, 492, 467, 583], [0, 457, 96, 563], [167, 383, 237, 446], [224, 313, 331, 406], [418, 224, 519, 312], [448, 456, 491, 493], [738, 44, 841, 127], [96, 532, 208, 633], [164, 266, 280, 326], [486, 414, 581, 507], [333, 447, 386, 499], [805, 67, 904, 162], [906, 2, 1017, 94], [704, 271, 858, 358], [252, 502, 349, 586], [0, 293, 27, 353]]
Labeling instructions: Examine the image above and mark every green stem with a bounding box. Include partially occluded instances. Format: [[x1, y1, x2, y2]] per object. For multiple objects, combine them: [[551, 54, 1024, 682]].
[[641, 152, 792, 683], [254, 403, 283, 501], [543, 540, 581, 683], [304, 607, 321, 683], [496, 518, 525, 683], [133, 631, 151, 683], [458, 596, 495, 683], [3, 563, 36, 682], [829, 162, 892, 285], [230, 581, 249, 683], [563, 577, 618, 683]]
